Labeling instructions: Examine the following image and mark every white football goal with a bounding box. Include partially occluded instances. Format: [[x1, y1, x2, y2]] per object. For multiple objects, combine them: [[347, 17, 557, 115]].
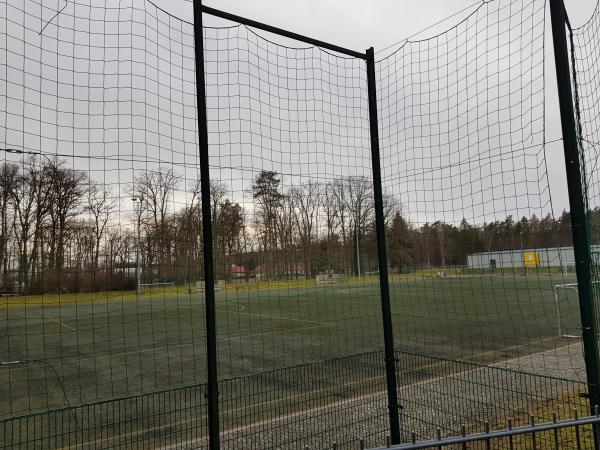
[[553, 281, 600, 338]]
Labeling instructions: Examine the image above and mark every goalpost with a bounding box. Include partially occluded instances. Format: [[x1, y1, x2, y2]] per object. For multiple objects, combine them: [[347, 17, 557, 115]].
[[553, 283, 580, 338], [553, 281, 600, 338], [137, 282, 176, 296]]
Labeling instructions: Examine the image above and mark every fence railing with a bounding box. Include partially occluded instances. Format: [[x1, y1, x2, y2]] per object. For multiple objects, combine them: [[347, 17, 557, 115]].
[[1, 351, 588, 450], [374, 411, 600, 450]]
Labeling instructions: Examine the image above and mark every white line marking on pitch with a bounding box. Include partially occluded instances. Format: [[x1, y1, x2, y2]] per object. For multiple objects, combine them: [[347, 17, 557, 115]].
[[402, 335, 568, 378], [216, 307, 335, 326], [218, 303, 247, 311], [50, 318, 77, 331], [225, 323, 336, 340], [402, 339, 584, 390]]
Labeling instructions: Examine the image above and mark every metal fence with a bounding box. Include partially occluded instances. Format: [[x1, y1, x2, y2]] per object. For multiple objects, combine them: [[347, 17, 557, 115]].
[[0, 351, 590, 449], [1, 0, 600, 449], [2, 383, 208, 450], [379, 411, 600, 450]]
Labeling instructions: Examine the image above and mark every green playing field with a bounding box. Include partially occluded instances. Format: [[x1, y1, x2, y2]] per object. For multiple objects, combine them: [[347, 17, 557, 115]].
[[0, 273, 581, 419]]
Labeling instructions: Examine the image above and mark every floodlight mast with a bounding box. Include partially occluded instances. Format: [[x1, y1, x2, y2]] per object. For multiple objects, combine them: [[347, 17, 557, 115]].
[[132, 196, 142, 295]]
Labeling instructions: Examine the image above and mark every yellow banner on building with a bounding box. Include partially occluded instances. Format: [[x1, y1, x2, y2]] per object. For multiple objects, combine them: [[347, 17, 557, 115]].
[[523, 251, 540, 267]]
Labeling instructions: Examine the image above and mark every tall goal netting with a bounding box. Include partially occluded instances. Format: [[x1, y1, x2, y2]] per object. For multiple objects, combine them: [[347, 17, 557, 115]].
[[1, 0, 598, 448], [1, 0, 210, 447], [378, 0, 587, 439], [0, 0, 391, 448], [570, 2, 600, 339], [202, 18, 395, 450]]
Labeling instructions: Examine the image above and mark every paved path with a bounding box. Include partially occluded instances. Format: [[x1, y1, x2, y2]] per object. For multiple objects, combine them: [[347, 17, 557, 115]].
[[176, 343, 587, 449]]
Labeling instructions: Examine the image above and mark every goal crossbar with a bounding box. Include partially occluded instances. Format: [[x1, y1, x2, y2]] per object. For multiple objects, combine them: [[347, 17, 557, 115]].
[[137, 282, 176, 295]]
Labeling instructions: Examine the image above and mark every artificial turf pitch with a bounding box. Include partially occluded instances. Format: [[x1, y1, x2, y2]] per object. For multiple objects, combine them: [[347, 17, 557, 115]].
[[0, 273, 581, 421]]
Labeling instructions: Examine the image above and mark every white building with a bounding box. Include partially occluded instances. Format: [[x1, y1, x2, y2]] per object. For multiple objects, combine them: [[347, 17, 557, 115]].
[[465, 246, 595, 270]]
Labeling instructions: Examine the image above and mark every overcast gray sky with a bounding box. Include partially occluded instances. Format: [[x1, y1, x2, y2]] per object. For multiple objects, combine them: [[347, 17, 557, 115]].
[[155, 0, 597, 53], [150, 0, 598, 215], [5, 0, 599, 223]]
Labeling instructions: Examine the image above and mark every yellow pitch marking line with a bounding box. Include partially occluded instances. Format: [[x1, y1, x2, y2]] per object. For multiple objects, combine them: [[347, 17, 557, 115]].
[[50, 318, 77, 331]]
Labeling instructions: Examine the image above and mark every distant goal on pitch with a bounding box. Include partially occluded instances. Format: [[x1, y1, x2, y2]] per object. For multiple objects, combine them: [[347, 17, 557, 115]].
[[137, 281, 175, 295], [553, 281, 600, 338]]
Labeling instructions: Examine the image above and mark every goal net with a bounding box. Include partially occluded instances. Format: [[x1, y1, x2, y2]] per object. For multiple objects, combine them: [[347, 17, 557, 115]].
[[553, 281, 600, 338]]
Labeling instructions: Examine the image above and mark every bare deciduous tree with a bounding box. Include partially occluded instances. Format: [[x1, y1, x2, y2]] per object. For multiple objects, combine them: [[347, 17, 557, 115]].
[[0, 162, 18, 288], [45, 160, 87, 290], [10, 159, 52, 292], [86, 183, 117, 272], [134, 167, 180, 278], [277, 190, 297, 277], [290, 181, 320, 277]]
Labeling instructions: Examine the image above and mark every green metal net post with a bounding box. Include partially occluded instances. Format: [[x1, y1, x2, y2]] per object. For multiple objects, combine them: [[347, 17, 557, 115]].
[[366, 46, 402, 445], [549, 0, 600, 447], [192, 1, 220, 449]]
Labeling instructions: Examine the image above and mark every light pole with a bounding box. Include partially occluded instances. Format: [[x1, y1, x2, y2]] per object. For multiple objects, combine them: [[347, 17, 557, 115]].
[[439, 222, 446, 268], [355, 224, 361, 277], [132, 196, 142, 295]]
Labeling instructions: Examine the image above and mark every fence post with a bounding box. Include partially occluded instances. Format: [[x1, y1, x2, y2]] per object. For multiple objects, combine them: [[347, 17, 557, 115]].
[[365, 46, 401, 445], [192, 1, 220, 449], [549, 0, 600, 447]]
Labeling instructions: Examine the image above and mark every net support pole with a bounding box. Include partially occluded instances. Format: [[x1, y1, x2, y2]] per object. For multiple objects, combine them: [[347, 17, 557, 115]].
[[365, 46, 401, 445], [192, 1, 220, 449], [549, 0, 600, 445]]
